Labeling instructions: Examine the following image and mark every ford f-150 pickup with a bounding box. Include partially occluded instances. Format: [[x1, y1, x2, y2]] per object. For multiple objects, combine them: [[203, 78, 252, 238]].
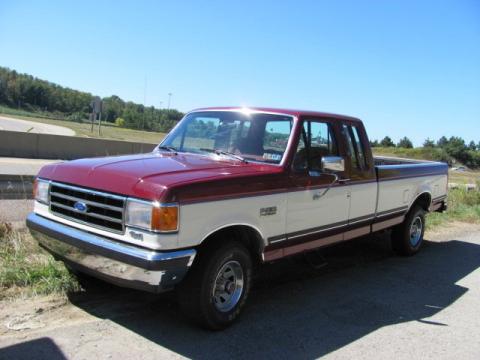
[[27, 107, 448, 329]]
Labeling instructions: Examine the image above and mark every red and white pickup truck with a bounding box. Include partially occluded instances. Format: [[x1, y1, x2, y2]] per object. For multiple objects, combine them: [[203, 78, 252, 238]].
[[27, 107, 448, 329]]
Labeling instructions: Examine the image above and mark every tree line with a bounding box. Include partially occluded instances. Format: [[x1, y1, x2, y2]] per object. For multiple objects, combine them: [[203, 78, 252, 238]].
[[0, 66, 183, 133], [371, 136, 480, 168]]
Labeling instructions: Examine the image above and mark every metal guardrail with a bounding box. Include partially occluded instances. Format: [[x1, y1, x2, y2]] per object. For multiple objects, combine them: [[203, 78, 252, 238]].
[[0, 174, 35, 200]]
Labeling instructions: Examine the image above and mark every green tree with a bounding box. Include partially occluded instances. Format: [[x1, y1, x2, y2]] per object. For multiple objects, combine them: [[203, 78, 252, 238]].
[[397, 136, 413, 148], [380, 136, 395, 147], [437, 136, 448, 148], [423, 138, 435, 148], [370, 139, 379, 147], [102, 95, 125, 122]]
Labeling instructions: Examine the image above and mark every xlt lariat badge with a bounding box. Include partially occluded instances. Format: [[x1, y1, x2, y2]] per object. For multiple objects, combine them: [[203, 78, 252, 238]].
[[129, 231, 144, 241], [260, 206, 277, 216]]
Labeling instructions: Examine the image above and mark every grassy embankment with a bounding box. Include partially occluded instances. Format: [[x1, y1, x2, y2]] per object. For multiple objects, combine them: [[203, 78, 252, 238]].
[[426, 187, 480, 230], [0, 105, 166, 144], [373, 146, 480, 229], [0, 224, 80, 300], [373, 146, 452, 163]]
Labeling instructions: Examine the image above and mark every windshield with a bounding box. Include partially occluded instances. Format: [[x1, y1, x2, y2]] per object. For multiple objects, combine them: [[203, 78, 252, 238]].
[[160, 111, 294, 164]]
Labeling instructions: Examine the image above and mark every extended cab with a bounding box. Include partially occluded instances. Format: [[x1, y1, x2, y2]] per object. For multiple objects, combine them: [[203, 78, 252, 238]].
[[27, 107, 448, 329]]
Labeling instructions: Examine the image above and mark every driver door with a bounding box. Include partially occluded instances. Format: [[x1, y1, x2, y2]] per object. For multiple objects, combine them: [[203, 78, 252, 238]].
[[285, 118, 350, 254]]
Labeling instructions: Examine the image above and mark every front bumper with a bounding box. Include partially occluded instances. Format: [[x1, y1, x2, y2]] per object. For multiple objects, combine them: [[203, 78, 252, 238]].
[[26, 213, 196, 293]]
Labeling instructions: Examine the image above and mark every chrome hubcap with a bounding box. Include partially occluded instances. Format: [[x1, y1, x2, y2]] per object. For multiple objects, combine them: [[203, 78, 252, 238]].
[[409, 216, 423, 247], [212, 260, 244, 312]]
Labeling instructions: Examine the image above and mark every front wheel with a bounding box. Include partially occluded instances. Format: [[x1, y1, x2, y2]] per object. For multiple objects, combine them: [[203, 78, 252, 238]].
[[391, 205, 426, 256], [177, 240, 253, 330]]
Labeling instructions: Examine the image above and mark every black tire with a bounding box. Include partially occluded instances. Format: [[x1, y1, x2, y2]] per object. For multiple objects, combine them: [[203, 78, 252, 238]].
[[177, 240, 253, 330], [391, 205, 426, 256]]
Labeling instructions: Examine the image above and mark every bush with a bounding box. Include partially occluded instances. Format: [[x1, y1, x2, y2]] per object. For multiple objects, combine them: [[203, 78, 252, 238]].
[[115, 117, 125, 127], [67, 112, 85, 123]]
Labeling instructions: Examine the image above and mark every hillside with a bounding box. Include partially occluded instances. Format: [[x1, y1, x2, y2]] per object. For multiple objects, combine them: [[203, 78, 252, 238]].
[[0, 66, 182, 133]]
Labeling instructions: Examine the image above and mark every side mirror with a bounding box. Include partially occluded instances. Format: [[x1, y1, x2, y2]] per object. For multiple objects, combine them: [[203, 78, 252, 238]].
[[321, 156, 345, 172]]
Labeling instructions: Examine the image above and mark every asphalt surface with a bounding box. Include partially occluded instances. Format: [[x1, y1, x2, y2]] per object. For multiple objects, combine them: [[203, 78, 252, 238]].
[[0, 217, 479, 359], [0, 115, 75, 136], [0, 158, 61, 176]]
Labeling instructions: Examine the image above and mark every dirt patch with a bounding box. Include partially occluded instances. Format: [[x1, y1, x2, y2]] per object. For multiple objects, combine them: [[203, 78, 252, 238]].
[[0, 295, 95, 338], [425, 222, 480, 241]]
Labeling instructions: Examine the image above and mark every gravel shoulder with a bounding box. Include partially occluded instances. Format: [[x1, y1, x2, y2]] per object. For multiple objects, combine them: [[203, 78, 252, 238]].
[[1, 223, 479, 359]]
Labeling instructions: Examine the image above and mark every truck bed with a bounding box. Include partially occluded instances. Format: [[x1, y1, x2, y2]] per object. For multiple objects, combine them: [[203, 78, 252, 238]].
[[374, 156, 448, 217]]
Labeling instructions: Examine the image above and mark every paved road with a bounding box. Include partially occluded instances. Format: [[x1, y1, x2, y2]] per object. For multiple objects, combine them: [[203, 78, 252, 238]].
[[0, 158, 61, 176], [0, 115, 75, 136], [0, 223, 479, 359]]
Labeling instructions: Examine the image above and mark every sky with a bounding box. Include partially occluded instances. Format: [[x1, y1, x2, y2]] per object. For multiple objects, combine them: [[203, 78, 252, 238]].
[[0, 0, 479, 145]]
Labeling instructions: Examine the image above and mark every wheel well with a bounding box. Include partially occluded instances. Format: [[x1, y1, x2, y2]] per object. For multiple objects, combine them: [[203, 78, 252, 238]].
[[199, 225, 265, 265], [411, 192, 432, 212]]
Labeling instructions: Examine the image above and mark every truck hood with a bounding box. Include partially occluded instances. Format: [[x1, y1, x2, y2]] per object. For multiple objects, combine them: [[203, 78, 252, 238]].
[[37, 152, 282, 201]]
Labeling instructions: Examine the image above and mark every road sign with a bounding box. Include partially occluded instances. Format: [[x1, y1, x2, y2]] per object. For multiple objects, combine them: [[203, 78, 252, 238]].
[[90, 96, 102, 113]]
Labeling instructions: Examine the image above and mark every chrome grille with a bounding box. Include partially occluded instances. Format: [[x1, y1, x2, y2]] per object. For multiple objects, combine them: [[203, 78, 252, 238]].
[[49, 182, 126, 233]]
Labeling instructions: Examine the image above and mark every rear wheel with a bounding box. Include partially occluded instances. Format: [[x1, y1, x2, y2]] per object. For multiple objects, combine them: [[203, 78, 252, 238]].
[[177, 240, 253, 330], [391, 205, 426, 256]]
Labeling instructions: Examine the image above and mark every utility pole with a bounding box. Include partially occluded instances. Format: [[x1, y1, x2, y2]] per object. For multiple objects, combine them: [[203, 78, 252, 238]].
[[143, 76, 147, 130], [98, 110, 102, 136], [167, 93, 172, 110]]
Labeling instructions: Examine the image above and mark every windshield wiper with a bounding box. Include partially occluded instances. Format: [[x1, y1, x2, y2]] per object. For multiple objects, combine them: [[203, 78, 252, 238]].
[[158, 145, 178, 153], [200, 148, 247, 163]]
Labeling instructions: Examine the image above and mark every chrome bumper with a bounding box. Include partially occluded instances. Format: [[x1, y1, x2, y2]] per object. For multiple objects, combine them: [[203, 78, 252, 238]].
[[26, 213, 196, 293]]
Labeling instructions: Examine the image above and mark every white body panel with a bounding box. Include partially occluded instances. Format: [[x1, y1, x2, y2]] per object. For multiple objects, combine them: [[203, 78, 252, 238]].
[[286, 187, 349, 234], [376, 175, 447, 214], [348, 182, 377, 221], [178, 193, 287, 249], [35, 172, 447, 253]]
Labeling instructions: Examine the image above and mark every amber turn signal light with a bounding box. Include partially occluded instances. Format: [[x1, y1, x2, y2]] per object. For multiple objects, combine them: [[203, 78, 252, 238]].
[[151, 205, 179, 232]]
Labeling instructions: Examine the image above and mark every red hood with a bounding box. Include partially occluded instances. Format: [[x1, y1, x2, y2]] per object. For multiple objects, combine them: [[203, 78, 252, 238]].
[[37, 152, 283, 201]]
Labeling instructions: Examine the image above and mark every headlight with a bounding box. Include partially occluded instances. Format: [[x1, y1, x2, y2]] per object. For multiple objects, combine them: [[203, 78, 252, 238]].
[[125, 199, 179, 232], [34, 178, 50, 204]]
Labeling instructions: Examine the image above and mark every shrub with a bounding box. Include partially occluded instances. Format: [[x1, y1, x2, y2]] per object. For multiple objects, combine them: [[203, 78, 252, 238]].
[[67, 112, 85, 123], [115, 117, 125, 127]]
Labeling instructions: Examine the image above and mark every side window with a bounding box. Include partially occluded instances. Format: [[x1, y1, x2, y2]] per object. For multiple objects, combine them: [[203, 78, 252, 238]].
[[352, 126, 367, 169], [343, 124, 368, 170], [294, 120, 338, 171]]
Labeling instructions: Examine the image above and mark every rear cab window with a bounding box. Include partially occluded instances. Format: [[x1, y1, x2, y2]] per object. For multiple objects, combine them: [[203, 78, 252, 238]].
[[342, 122, 373, 180]]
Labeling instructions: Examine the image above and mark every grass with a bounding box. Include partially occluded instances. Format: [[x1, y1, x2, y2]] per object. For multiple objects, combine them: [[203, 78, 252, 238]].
[[426, 186, 480, 230], [448, 170, 480, 185], [0, 105, 166, 144], [373, 146, 452, 163], [0, 223, 80, 299]]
